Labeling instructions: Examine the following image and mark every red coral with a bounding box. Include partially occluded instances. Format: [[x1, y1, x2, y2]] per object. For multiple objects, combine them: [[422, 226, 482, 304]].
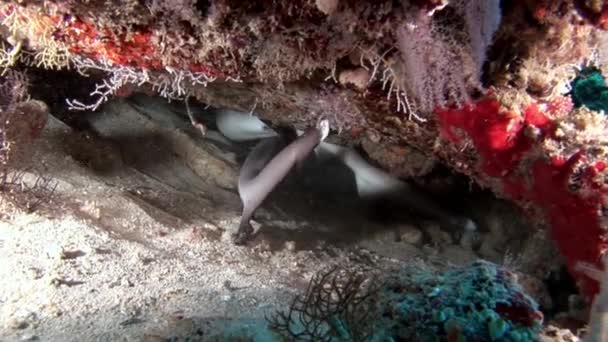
[[53, 17, 163, 70], [436, 98, 533, 177], [52, 16, 225, 77], [437, 97, 608, 301], [530, 153, 608, 299], [0, 5, 228, 78]]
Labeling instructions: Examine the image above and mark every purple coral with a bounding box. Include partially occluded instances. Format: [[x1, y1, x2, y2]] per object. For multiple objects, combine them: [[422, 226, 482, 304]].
[[395, 1, 501, 113], [396, 10, 470, 113]]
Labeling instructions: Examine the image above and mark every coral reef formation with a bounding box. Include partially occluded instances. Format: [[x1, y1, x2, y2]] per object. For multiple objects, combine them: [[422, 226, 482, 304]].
[[0, 69, 47, 165], [379, 260, 543, 341], [0, 68, 53, 214], [1, 0, 608, 314], [264, 261, 543, 341]]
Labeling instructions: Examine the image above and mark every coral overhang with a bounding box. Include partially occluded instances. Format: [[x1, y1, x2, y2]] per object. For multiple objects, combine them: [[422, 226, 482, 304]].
[[3, 0, 608, 303]]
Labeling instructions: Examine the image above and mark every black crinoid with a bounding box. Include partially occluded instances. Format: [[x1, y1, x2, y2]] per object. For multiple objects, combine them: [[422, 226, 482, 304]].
[[267, 267, 382, 341]]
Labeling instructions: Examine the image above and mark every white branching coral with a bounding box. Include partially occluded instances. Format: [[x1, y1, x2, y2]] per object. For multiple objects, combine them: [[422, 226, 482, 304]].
[[357, 46, 422, 121], [65, 56, 219, 111], [0, 3, 71, 71]]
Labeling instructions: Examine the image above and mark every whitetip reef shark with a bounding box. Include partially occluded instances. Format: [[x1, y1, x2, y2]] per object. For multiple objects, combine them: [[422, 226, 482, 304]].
[[215, 108, 279, 142], [214, 109, 476, 244], [232, 118, 329, 244], [313, 140, 476, 233]]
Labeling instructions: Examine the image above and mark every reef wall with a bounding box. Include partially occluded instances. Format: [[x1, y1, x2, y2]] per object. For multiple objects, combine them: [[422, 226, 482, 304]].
[[1, 0, 608, 301]]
